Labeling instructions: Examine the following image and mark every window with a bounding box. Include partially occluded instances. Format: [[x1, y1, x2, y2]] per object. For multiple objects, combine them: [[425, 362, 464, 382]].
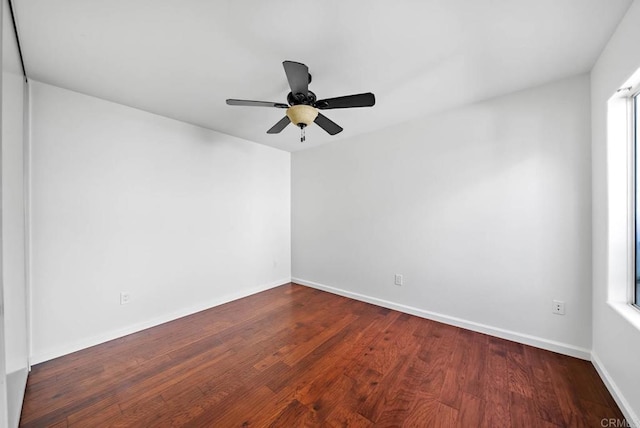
[[636, 92, 640, 307], [606, 68, 640, 326]]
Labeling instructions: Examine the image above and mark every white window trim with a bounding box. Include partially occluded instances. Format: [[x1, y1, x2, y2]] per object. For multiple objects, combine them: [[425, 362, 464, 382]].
[[607, 67, 640, 330]]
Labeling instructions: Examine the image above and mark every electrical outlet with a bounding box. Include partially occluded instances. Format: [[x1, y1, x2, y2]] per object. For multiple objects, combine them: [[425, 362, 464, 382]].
[[394, 274, 403, 286], [552, 300, 565, 315], [120, 292, 131, 305]]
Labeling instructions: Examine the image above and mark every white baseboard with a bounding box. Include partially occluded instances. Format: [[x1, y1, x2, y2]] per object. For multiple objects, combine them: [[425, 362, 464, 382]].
[[292, 277, 591, 360], [30, 278, 291, 365], [592, 352, 640, 428]]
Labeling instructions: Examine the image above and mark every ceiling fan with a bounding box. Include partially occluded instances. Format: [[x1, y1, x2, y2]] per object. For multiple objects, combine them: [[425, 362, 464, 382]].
[[226, 61, 375, 142]]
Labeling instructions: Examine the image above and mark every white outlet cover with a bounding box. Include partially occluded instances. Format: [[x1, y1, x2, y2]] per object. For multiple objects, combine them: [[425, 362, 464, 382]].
[[552, 300, 565, 315], [120, 292, 131, 305]]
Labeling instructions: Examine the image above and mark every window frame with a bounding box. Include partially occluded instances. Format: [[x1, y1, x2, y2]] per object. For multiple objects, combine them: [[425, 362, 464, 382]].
[[635, 91, 640, 308], [605, 70, 640, 330]]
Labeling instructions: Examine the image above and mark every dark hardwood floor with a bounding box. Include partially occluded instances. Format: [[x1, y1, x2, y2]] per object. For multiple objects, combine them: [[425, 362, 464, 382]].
[[20, 283, 624, 427]]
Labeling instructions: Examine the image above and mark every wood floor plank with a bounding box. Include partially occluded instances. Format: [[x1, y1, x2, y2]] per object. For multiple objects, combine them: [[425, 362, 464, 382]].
[[368, 373, 417, 425], [270, 399, 312, 427], [433, 402, 459, 427], [66, 397, 120, 427], [296, 373, 354, 424], [21, 354, 177, 428], [402, 392, 440, 427], [457, 392, 486, 427], [402, 322, 456, 397], [154, 386, 207, 427], [481, 339, 511, 427], [326, 405, 373, 428], [507, 346, 535, 398], [461, 333, 489, 400], [509, 391, 540, 427], [281, 313, 358, 366], [438, 330, 473, 409], [20, 283, 625, 427], [524, 346, 565, 426], [355, 319, 422, 421]]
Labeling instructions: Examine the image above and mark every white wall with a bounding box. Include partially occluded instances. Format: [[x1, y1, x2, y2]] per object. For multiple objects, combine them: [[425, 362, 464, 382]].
[[293, 74, 592, 358], [2, 0, 28, 425], [30, 81, 291, 364], [591, 0, 640, 424]]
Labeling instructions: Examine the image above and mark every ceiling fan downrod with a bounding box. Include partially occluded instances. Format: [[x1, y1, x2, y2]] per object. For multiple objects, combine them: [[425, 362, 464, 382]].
[[299, 124, 306, 143]]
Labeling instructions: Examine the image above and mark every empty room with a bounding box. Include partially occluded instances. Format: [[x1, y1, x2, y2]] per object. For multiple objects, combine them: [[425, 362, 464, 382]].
[[1, 0, 640, 426]]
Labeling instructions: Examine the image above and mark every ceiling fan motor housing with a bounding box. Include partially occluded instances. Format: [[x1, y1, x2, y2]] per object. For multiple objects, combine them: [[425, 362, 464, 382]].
[[287, 90, 316, 106], [286, 105, 318, 128]]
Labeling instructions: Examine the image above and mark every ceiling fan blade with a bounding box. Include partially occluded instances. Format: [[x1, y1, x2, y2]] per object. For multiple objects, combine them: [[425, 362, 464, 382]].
[[226, 99, 288, 108], [315, 92, 376, 109], [267, 116, 291, 134], [314, 113, 343, 135], [283, 61, 309, 96]]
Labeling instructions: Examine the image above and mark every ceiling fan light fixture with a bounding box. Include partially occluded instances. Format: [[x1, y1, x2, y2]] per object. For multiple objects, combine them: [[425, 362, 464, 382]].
[[286, 104, 318, 127], [226, 60, 373, 141]]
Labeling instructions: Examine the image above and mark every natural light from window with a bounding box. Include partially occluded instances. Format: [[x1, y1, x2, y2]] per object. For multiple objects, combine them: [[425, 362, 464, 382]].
[[606, 66, 640, 329], [636, 93, 640, 307]]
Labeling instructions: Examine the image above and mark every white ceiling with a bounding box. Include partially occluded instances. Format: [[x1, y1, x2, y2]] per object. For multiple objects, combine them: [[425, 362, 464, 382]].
[[14, 0, 632, 152]]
